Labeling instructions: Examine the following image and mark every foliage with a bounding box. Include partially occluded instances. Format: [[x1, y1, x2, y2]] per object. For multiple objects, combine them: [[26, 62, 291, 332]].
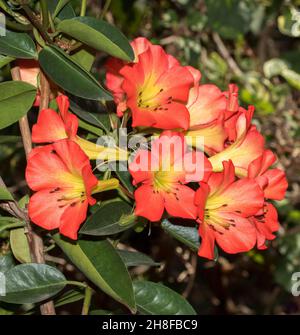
[[0, 0, 299, 316]]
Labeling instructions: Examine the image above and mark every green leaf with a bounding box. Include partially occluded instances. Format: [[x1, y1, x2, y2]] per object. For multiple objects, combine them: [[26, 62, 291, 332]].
[[54, 289, 85, 308], [53, 235, 136, 311], [282, 68, 300, 90], [133, 281, 196, 315], [47, 0, 75, 20], [52, 0, 72, 19], [58, 17, 134, 61], [0, 81, 36, 130], [117, 250, 160, 267], [0, 264, 66, 304], [0, 187, 13, 201], [0, 217, 21, 227], [70, 47, 95, 72], [10, 228, 31, 264], [162, 219, 218, 260], [162, 219, 200, 252], [115, 168, 134, 193], [206, 0, 252, 39], [0, 55, 15, 69], [80, 200, 135, 236], [69, 99, 111, 132], [38, 45, 112, 101], [0, 30, 37, 59], [0, 253, 15, 273], [263, 58, 289, 78], [278, 7, 300, 38], [78, 119, 103, 136]]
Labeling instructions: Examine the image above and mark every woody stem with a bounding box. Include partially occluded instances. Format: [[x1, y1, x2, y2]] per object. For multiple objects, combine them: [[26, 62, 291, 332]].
[[11, 65, 56, 315]]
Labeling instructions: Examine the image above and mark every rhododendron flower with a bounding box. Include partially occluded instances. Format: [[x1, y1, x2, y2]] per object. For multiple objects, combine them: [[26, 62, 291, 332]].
[[208, 106, 265, 176], [129, 131, 211, 221], [251, 203, 280, 250], [185, 75, 228, 154], [195, 161, 264, 260], [32, 95, 128, 161], [246, 150, 288, 249], [106, 37, 194, 129], [120, 44, 194, 130], [105, 37, 153, 116], [17, 59, 40, 107], [26, 140, 119, 239]]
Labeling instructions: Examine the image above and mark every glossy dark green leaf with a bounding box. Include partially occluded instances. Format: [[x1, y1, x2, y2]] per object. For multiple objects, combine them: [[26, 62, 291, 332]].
[[0, 264, 66, 304], [133, 281, 196, 315], [69, 99, 110, 132], [0, 30, 36, 59], [10, 228, 31, 264], [0, 253, 15, 273], [162, 219, 200, 252], [80, 200, 135, 236], [115, 168, 134, 193], [0, 81, 36, 130], [117, 250, 160, 267], [47, 0, 75, 20], [162, 219, 218, 260], [38, 45, 112, 100], [0, 187, 13, 201], [58, 17, 134, 61], [53, 235, 136, 311]]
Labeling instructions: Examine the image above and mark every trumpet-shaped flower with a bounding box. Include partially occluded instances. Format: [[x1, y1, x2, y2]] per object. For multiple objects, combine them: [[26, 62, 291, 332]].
[[32, 95, 127, 161], [119, 43, 194, 130], [195, 161, 264, 260], [129, 131, 211, 221], [26, 140, 119, 240], [208, 106, 265, 176]]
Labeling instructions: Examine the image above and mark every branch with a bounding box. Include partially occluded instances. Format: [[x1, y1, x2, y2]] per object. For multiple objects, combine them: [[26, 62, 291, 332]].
[[10, 65, 56, 315], [212, 32, 243, 78]]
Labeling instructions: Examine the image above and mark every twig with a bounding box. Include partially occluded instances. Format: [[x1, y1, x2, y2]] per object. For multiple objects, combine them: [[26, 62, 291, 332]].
[[80, 0, 87, 17], [81, 286, 93, 315], [212, 32, 243, 78], [22, 4, 52, 44], [11, 65, 56, 315], [100, 0, 112, 19]]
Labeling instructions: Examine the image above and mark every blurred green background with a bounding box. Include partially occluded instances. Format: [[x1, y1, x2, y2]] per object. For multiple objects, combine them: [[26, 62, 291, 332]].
[[1, 0, 300, 314]]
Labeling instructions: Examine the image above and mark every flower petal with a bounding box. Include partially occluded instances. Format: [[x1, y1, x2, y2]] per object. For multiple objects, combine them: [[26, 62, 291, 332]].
[[188, 84, 226, 127], [164, 185, 197, 220], [59, 200, 89, 240], [134, 184, 164, 221], [214, 213, 257, 254], [26, 144, 72, 191], [198, 222, 216, 260], [28, 189, 66, 230], [32, 109, 67, 143]]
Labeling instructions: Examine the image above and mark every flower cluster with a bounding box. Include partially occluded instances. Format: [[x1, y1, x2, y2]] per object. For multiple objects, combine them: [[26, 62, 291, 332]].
[[26, 37, 287, 258], [106, 37, 288, 259], [25, 96, 120, 240]]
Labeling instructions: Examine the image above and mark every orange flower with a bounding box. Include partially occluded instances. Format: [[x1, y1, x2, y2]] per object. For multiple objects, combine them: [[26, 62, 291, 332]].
[[26, 140, 119, 239]]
